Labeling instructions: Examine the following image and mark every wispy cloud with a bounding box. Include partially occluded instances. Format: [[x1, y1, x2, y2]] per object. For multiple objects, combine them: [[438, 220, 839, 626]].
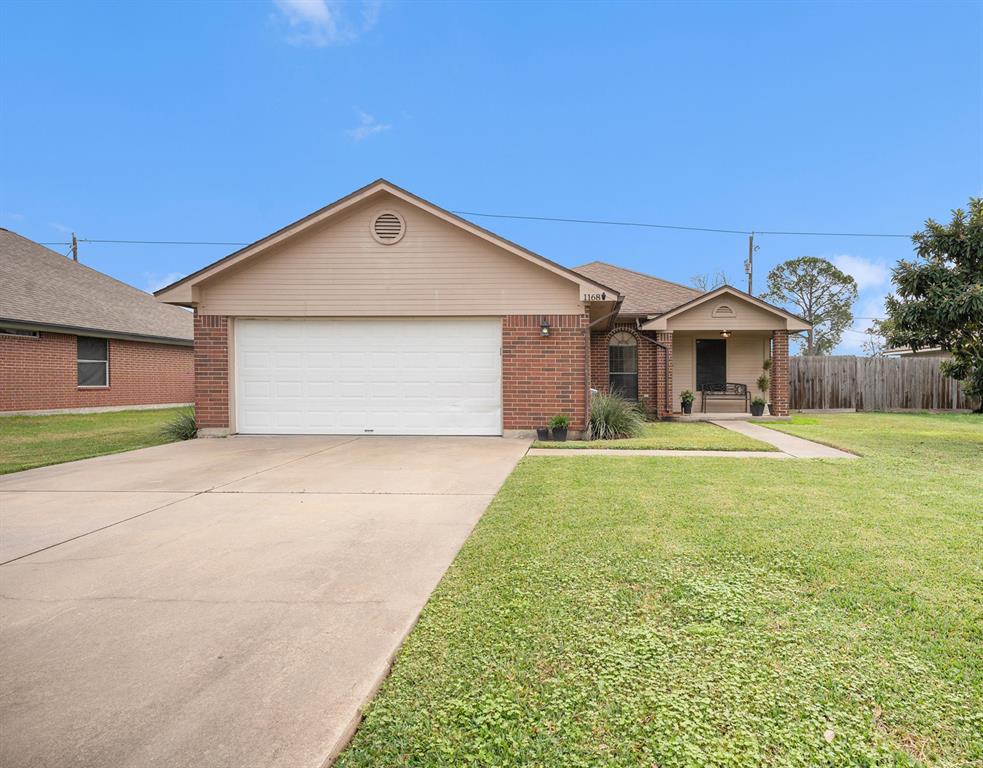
[[49, 221, 72, 234], [272, 0, 382, 47], [831, 254, 891, 292], [346, 108, 391, 141], [0, 211, 25, 222], [144, 272, 185, 293]]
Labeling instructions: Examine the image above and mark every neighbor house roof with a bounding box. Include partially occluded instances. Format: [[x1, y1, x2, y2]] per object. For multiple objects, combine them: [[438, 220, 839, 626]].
[[573, 261, 702, 315], [0, 228, 193, 344]]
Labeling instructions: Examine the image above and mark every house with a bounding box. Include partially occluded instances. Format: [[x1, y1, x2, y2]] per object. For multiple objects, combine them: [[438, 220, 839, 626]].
[[154, 180, 809, 436], [884, 346, 951, 358], [1, 229, 194, 414]]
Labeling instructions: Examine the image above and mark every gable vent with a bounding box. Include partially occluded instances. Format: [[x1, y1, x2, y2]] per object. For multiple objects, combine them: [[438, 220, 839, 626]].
[[371, 211, 405, 244]]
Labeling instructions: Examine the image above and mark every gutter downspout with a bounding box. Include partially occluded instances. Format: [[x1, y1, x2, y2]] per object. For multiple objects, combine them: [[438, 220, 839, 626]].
[[635, 318, 671, 419]]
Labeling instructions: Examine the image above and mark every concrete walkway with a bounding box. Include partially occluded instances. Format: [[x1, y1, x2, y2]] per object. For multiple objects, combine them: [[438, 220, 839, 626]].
[[711, 421, 857, 458], [528, 422, 857, 460]]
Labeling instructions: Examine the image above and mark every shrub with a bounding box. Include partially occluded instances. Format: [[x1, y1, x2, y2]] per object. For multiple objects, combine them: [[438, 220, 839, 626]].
[[160, 409, 197, 441], [751, 396, 766, 407], [549, 413, 570, 429], [680, 389, 695, 406], [587, 392, 645, 440]]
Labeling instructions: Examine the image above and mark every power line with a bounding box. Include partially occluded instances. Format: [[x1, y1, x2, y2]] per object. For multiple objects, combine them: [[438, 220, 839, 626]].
[[452, 210, 911, 239], [79, 238, 249, 246]]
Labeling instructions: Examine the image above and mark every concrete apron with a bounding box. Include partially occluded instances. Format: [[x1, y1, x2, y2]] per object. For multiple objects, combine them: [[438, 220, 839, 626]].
[[0, 435, 529, 768]]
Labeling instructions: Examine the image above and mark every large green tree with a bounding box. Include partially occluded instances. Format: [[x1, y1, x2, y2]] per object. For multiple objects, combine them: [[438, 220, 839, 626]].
[[762, 256, 858, 355], [886, 198, 983, 409]]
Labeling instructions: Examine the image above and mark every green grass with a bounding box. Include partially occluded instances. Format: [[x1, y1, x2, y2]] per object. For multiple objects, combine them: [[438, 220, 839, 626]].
[[337, 413, 983, 767], [0, 407, 189, 474], [533, 421, 774, 451]]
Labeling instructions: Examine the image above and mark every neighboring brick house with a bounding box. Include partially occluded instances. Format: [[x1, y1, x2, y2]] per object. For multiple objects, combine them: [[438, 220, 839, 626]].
[[1, 229, 194, 414], [155, 179, 808, 437]]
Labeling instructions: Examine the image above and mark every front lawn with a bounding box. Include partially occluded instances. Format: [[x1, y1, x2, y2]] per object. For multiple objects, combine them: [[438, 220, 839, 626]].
[[0, 407, 189, 474], [337, 413, 983, 767], [533, 421, 773, 451]]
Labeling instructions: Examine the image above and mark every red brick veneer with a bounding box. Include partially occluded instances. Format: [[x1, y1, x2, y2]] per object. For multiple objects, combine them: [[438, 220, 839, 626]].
[[588, 324, 669, 417], [0, 331, 192, 412], [770, 330, 789, 416], [194, 313, 230, 429], [502, 314, 589, 431]]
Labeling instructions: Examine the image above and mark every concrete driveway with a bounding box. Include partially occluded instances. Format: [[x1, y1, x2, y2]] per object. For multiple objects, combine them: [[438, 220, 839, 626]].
[[0, 435, 528, 768]]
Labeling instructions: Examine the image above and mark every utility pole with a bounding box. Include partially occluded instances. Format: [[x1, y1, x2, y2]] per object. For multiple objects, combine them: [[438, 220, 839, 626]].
[[71, 233, 78, 262], [745, 232, 754, 294]]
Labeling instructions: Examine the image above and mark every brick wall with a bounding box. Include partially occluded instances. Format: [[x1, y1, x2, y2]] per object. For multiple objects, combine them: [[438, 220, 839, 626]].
[[654, 331, 673, 418], [502, 314, 589, 431], [770, 330, 789, 416], [588, 323, 666, 417], [0, 331, 193, 412], [194, 313, 230, 430]]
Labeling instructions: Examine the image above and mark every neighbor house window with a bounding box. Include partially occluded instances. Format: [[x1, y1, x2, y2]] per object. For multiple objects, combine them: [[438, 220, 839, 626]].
[[77, 336, 109, 387], [608, 331, 638, 400]]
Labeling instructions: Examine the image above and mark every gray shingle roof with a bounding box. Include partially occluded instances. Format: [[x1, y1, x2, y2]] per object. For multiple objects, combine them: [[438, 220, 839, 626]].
[[0, 229, 192, 343], [573, 261, 703, 315]]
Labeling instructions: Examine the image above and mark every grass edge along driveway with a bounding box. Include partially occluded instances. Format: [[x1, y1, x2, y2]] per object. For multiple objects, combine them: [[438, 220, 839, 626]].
[[0, 407, 188, 474], [533, 421, 773, 451], [336, 412, 983, 767]]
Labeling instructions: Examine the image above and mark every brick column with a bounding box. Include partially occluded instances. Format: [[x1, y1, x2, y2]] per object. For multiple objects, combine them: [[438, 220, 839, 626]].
[[655, 331, 673, 418], [194, 312, 230, 434], [770, 330, 789, 416]]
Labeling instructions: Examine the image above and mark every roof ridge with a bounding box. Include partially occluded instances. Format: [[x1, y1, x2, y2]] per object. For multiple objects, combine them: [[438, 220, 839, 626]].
[[575, 260, 703, 295]]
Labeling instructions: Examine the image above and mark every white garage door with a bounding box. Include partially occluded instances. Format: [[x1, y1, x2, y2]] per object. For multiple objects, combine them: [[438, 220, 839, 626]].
[[235, 318, 502, 435]]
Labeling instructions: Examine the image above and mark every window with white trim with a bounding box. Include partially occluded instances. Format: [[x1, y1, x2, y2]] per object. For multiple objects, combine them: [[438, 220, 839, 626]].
[[77, 336, 109, 387]]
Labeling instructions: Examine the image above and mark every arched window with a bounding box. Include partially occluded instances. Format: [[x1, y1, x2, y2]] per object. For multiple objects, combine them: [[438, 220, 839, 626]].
[[608, 331, 638, 400]]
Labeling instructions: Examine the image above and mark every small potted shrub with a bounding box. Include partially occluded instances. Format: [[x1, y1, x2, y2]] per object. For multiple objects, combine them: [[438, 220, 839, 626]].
[[750, 396, 766, 417], [536, 426, 550, 441], [680, 389, 695, 415], [756, 358, 771, 416], [549, 413, 570, 442]]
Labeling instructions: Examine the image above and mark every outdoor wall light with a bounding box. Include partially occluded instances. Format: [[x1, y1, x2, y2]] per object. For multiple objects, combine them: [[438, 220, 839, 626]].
[[720, 329, 731, 339], [540, 320, 551, 337]]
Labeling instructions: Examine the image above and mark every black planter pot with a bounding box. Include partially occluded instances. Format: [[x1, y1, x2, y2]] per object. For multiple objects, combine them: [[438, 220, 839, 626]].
[[750, 403, 766, 417], [682, 402, 693, 414], [552, 426, 568, 442], [536, 427, 550, 441]]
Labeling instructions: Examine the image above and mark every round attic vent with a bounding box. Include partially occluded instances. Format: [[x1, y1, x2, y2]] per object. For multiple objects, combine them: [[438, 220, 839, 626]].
[[371, 211, 405, 244]]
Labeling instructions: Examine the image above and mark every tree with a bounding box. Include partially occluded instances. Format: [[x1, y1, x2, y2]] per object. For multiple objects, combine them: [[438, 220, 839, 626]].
[[762, 257, 858, 355], [885, 199, 983, 410], [690, 270, 729, 292], [861, 318, 893, 357]]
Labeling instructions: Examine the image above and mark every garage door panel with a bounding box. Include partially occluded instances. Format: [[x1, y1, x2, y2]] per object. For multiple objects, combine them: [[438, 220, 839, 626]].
[[236, 318, 502, 435]]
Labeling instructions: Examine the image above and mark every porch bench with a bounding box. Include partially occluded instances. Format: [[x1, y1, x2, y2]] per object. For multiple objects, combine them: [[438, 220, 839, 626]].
[[701, 382, 750, 413]]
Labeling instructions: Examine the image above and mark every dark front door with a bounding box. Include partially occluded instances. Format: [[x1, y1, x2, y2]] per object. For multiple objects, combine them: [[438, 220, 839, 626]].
[[696, 339, 727, 391]]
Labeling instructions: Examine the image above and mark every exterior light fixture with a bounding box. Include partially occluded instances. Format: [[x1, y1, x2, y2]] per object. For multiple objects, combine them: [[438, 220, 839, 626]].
[[720, 330, 731, 339], [540, 319, 551, 337]]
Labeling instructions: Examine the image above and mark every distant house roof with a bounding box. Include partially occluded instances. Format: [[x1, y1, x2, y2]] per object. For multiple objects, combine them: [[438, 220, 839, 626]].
[[573, 261, 702, 315], [0, 229, 193, 345]]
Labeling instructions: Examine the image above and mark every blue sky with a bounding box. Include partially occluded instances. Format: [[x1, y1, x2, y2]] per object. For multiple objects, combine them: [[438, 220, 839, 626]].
[[2, 0, 981, 352]]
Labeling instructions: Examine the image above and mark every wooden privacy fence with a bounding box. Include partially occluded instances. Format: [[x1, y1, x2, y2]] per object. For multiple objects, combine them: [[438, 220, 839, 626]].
[[789, 355, 978, 411]]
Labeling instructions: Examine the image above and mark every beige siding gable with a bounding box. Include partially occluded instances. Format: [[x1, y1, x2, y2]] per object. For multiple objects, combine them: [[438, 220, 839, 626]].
[[663, 294, 792, 331], [197, 194, 585, 317]]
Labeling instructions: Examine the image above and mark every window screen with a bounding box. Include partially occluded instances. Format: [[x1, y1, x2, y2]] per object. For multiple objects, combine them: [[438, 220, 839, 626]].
[[77, 336, 109, 387], [608, 331, 638, 400]]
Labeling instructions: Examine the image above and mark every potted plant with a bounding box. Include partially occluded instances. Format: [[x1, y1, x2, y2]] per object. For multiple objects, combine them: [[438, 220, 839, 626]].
[[750, 396, 766, 417], [680, 389, 695, 414], [756, 358, 772, 416], [536, 426, 550, 441], [549, 414, 570, 442]]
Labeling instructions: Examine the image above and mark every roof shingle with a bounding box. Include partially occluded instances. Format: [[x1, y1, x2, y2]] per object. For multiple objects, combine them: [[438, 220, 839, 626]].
[[0, 229, 192, 343], [573, 261, 702, 315]]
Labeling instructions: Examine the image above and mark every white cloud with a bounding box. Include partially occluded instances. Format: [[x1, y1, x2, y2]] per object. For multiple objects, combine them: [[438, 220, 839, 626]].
[[144, 272, 184, 293], [272, 0, 381, 47], [346, 108, 391, 141], [831, 254, 892, 292], [49, 221, 72, 233], [0, 211, 25, 222]]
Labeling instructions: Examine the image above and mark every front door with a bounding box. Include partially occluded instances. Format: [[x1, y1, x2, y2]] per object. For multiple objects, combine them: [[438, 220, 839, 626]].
[[696, 339, 727, 391]]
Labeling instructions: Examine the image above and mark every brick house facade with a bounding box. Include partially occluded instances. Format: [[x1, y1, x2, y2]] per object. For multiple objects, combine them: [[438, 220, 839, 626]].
[[0, 331, 193, 413]]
